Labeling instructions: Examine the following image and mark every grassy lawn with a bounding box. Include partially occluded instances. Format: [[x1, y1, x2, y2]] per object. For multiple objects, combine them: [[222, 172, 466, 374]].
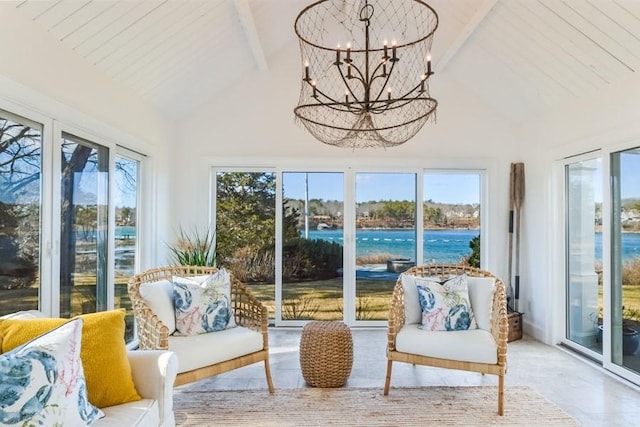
[[598, 284, 640, 321], [247, 278, 395, 321], [4, 274, 639, 325]]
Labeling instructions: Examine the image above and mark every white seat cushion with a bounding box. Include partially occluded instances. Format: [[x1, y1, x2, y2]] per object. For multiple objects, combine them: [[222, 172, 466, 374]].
[[396, 324, 498, 364], [96, 399, 159, 427], [169, 326, 263, 373]]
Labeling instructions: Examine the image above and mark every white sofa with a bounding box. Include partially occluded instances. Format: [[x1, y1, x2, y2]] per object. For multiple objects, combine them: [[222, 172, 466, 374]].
[[0, 310, 179, 427], [97, 350, 178, 427]]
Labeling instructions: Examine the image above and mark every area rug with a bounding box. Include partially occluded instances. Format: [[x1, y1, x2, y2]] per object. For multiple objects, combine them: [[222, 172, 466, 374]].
[[173, 386, 579, 426]]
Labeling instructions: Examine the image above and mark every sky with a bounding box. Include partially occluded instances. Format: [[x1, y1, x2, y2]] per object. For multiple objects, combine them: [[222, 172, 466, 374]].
[[282, 172, 481, 204], [576, 152, 640, 203]]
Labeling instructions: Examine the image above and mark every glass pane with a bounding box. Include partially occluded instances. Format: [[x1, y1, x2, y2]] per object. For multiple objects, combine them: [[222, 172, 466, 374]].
[[566, 158, 601, 353], [60, 133, 109, 318], [611, 148, 640, 370], [423, 173, 481, 265], [215, 172, 276, 320], [355, 173, 416, 321], [282, 172, 344, 320], [114, 155, 139, 343], [0, 112, 42, 316]]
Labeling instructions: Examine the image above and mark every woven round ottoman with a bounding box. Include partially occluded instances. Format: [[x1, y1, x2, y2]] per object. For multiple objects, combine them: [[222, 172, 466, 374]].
[[299, 320, 353, 387]]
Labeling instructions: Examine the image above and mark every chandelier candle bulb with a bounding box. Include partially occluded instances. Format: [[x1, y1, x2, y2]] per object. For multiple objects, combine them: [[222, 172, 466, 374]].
[[383, 40, 388, 59], [420, 74, 426, 92], [304, 62, 310, 81], [427, 54, 432, 74], [336, 44, 341, 64], [346, 43, 352, 62], [347, 63, 352, 78], [387, 87, 392, 101], [392, 41, 397, 61]]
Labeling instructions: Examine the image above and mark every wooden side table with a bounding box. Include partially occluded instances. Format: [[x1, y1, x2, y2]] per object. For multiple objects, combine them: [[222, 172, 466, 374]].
[[299, 321, 353, 387]]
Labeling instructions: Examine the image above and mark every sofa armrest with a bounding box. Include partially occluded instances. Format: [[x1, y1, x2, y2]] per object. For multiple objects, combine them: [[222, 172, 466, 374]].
[[127, 350, 179, 427]]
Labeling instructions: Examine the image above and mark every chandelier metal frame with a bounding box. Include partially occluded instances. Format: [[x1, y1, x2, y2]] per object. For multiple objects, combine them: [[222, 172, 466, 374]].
[[294, 0, 439, 148]]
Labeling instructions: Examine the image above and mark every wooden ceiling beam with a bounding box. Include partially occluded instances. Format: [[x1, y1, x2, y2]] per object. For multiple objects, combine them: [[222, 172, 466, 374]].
[[233, 0, 268, 72], [437, 0, 498, 72]]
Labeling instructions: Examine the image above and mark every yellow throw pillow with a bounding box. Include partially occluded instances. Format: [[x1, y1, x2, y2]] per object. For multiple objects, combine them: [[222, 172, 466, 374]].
[[0, 309, 141, 408]]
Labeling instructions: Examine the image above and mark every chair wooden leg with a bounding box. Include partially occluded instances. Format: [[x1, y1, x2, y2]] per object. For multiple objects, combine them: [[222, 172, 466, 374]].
[[264, 357, 275, 393], [497, 374, 504, 416], [383, 359, 393, 395]]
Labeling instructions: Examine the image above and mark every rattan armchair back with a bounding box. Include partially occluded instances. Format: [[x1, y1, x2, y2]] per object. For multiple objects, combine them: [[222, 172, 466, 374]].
[[128, 265, 274, 390]]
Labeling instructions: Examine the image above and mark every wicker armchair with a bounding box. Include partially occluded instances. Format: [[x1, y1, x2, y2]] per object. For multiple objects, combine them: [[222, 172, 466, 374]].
[[384, 264, 508, 415], [128, 266, 274, 391]]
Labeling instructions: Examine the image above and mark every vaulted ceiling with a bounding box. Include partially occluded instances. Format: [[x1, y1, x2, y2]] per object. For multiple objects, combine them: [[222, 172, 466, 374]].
[[11, 0, 640, 123]]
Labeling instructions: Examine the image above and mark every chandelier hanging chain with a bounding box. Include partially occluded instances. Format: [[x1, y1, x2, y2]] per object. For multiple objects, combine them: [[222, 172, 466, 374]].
[[294, 0, 439, 148]]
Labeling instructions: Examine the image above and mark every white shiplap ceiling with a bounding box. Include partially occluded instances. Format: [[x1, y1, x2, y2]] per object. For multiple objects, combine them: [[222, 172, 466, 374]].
[[11, 0, 640, 122]]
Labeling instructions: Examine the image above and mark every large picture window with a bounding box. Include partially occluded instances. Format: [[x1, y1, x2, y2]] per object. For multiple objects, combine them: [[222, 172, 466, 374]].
[[59, 132, 110, 318], [213, 167, 485, 325], [0, 110, 42, 316], [563, 147, 640, 385], [114, 152, 141, 342], [0, 104, 148, 344]]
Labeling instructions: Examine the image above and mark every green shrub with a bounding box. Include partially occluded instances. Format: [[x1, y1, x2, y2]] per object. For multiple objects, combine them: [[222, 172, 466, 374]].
[[467, 235, 480, 268], [282, 238, 343, 281]]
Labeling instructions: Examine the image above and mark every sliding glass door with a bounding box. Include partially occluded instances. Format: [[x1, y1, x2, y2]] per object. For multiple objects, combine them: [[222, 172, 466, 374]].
[[59, 133, 110, 318], [282, 172, 344, 321], [214, 171, 276, 319], [564, 147, 640, 384], [423, 172, 481, 265], [0, 110, 42, 316], [354, 173, 416, 322], [213, 167, 485, 326], [114, 152, 141, 342], [565, 156, 602, 353], [610, 148, 640, 373]]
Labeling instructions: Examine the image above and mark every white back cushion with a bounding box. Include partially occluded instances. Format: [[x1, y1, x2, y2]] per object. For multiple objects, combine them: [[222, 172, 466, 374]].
[[139, 279, 176, 334], [467, 276, 496, 331], [401, 274, 421, 325]]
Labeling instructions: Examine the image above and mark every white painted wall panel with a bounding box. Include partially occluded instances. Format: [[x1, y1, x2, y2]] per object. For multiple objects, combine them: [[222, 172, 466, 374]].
[[519, 72, 640, 344]]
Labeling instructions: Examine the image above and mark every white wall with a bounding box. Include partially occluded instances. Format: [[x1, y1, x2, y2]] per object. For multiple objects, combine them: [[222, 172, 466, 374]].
[[520, 73, 640, 344], [173, 41, 521, 280], [0, 4, 173, 268]]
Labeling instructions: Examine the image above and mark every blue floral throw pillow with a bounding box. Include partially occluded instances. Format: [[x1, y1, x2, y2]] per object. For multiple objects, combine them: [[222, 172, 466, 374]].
[[0, 318, 103, 426], [173, 268, 236, 336], [416, 274, 478, 331]]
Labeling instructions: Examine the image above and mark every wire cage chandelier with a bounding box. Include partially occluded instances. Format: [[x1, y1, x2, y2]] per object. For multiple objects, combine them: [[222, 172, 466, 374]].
[[294, 0, 439, 149]]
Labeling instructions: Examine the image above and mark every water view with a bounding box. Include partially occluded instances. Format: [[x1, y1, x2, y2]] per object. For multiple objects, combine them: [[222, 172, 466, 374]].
[[113, 227, 640, 276], [307, 228, 479, 264]]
